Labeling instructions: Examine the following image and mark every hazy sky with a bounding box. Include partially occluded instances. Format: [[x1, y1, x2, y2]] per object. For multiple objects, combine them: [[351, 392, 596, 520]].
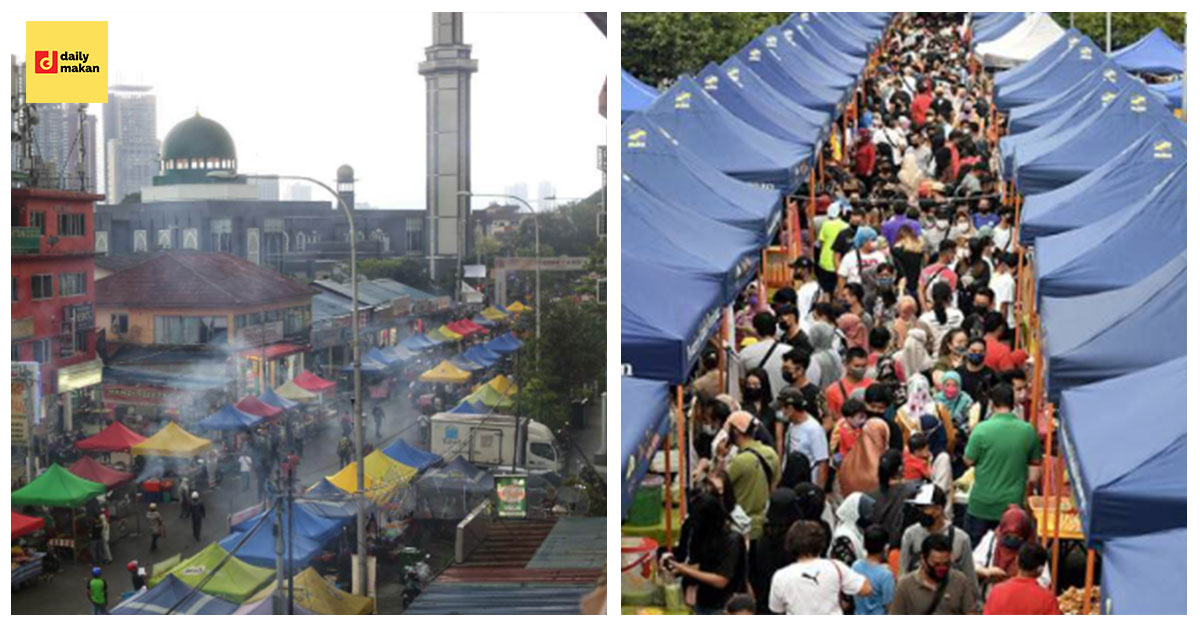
[[10, 3, 608, 209]]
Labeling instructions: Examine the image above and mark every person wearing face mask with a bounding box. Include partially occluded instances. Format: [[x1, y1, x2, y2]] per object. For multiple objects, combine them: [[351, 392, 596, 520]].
[[890, 521, 978, 614], [774, 303, 813, 356], [825, 347, 875, 422], [974, 504, 1049, 604], [955, 337, 995, 403], [832, 399, 891, 497], [934, 370, 973, 432], [779, 388, 829, 490], [792, 257, 820, 325], [740, 368, 775, 436], [931, 328, 968, 385], [899, 485, 978, 601], [869, 264, 900, 328]]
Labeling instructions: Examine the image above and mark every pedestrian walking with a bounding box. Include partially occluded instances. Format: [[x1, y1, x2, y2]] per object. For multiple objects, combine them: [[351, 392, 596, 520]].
[[146, 503, 165, 552], [87, 566, 108, 615], [337, 435, 352, 468], [178, 476, 192, 519], [99, 512, 112, 563], [88, 516, 105, 565], [373, 405, 385, 439], [127, 560, 146, 592], [189, 491, 206, 542], [239, 452, 253, 490]]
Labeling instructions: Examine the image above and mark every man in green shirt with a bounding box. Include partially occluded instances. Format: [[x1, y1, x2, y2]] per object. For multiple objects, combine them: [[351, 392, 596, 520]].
[[963, 384, 1042, 546], [720, 410, 779, 541], [87, 566, 108, 614], [816, 201, 850, 294]]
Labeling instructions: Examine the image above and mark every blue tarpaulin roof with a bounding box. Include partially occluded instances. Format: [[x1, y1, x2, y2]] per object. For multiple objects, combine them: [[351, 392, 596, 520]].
[[1014, 83, 1184, 194], [220, 525, 324, 573], [341, 356, 389, 373], [483, 333, 522, 355], [462, 344, 501, 368], [412, 455, 493, 520], [1100, 527, 1187, 615], [721, 56, 831, 131], [1007, 61, 1142, 134], [258, 387, 298, 410], [623, 175, 760, 303], [622, 113, 783, 242], [111, 574, 239, 615], [972, 12, 1027, 45], [622, 254, 723, 383], [620, 377, 672, 518], [732, 35, 843, 114], [403, 333, 437, 351], [762, 25, 855, 90], [365, 347, 400, 365], [696, 62, 820, 150], [993, 28, 1081, 88], [783, 15, 866, 75], [999, 70, 1118, 177], [621, 69, 659, 121], [231, 501, 348, 543], [1020, 123, 1185, 242], [1058, 358, 1185, 544], [1111, 27, 1184, 75], [1035, 164, 1185, 297], [449, 353, 485, 372], [802, 12, 873, 56], [1042, 253, 1185, 398], [382, 438, 441, 472], [1150, 80, 1183, 109], [197, 404, 264, 431], [449, 400, 488, 414], [995, 35, 1106, 110], [644, 75, 809, 189]]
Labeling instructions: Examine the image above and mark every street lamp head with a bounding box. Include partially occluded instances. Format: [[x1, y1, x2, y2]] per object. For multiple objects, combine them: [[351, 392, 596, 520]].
[[456, 190, 472, 197], [206, 170, 237, 180]]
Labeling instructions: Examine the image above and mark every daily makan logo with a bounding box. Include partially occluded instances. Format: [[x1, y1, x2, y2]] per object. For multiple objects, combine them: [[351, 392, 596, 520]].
[[674, 91, 691, 109], [626, 129, 647, 149], [703, 75, 719, 91], [34, 50, 99, 73], [26, 22, 108, 103], [1153, 140, 1173, 159]]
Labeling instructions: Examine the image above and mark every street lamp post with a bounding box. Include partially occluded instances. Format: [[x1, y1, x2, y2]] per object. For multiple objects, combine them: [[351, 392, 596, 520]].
[[458, 191, 540, 341], [208, 170, 367, 596]]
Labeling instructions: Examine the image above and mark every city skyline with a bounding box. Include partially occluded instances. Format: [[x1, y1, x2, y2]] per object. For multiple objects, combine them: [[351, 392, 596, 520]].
[[8, 7, 607, 210]]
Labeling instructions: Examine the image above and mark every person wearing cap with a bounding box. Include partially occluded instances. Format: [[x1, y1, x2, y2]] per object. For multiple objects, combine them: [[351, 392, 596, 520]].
[[87, 565, 108, 614], [719, 410, 779, 542], [836, 226, 888, 298], [145, 502, 165, 552], [898, 484, 978, 603], [127, 560, 145, 591], [189, 490, 206, 542], [778, 387, 829, 490], [816, 201, 850, 295]]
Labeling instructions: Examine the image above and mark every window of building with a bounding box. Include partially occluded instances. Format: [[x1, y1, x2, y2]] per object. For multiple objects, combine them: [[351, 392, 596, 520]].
[[11, 276, 17, 302], [11, 344, 19, 361], [284, 306, 310, 335], [31, 274, 53, 300], [406, 220, 423, 252], [248, 311, 263, 326], [32, 338, 51, 363], [211, 219, 232, 253], [58, 213, 85, 237], [234, 314, 247, 328], [59, 272, 87, 297], [153, 315, 228, 345], [30, 212, 46, 235], [111, 314, 129, 334], [265, 309, 280, 323], [73, 329, 88, 354]]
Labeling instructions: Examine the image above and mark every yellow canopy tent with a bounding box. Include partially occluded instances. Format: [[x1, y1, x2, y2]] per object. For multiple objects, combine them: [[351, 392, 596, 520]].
[[436, 325, 463, 340], [275, 381, 319, 402], [482, 374, 517, 396], [481, 306, 508, 321], [324, 450, 416, 503], [244, 567, 375, 615], [419, 360, 472, 384], [506, 300, 531, 313], [131, 422, 212, 458], [149, 543, 274, 603]]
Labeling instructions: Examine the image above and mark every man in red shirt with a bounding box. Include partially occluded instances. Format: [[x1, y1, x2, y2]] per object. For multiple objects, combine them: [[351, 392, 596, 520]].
[[983, 543, 1060, 615], [911, 86, 933, 127], [824, 347, 875, 422], [983, 312, 1014, 372]]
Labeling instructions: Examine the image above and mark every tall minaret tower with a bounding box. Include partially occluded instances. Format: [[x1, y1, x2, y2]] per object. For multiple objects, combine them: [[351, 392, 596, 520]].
[[418, 12, 477, 289]]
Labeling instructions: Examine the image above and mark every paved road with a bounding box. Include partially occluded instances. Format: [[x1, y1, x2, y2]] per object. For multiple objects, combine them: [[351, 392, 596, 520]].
[[11, 395, 423, 615]]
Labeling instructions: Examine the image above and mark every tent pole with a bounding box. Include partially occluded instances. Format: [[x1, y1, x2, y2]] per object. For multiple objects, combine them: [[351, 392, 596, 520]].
[[1082, 548, 1096, 615], [676, 385, 687, 522], [662, 398, 674, 551]]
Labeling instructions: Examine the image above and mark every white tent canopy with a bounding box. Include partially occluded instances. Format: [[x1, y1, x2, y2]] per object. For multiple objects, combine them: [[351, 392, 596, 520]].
[[976, 13, 1065, 69]]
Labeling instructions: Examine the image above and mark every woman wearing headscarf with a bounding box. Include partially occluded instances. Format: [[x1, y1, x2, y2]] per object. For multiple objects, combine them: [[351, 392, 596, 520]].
[[749, 488, 803, 613], [834, 399, 891, 497], [895, 328, 933, 384], [933, 371, 972, 430], [808, 322, 844, 391], [837, 313, 869, 353], [893, 374, 955, 451], [829, 492, 878, 567], [897, 152, 924, 195], [973, 504, 1048, 600]]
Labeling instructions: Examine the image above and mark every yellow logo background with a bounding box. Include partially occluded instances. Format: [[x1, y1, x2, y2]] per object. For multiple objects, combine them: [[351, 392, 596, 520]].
[[26, 21, 108, 103]]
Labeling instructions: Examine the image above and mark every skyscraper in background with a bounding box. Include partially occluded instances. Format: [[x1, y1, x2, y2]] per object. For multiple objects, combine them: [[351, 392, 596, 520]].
[[104, 85, 159, 203], [537, 180, 556, 212], [504, 182, 529, 203], [288, 182, 312, 201]]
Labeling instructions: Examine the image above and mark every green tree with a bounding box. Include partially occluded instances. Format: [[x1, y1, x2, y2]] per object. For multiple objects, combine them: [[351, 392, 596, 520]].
[[622, 13, 791, 87], [512, 298, 606, 432], [356, 257, 433, 292], [1050, 13, 1185, 51]]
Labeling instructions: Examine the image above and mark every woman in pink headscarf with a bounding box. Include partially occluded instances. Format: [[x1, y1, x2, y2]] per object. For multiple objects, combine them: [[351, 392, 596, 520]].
[[837, 312, 869, 352]]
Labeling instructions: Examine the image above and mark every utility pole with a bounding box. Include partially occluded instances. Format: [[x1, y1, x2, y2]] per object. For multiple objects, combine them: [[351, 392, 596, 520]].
[[1106, 12, 1112, 53], [287, 465, 295, 614], [273, 472, 284, 615]]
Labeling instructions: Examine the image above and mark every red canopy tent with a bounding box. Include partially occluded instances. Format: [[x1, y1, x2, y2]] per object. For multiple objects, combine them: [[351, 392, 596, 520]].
[[292, 370, 336, 393], [449, 319, 484, 336], [75, 421, 147, 452], [235, 395, 284, 418], [12, 512, 45, 539], [68, 456, 135, 488]]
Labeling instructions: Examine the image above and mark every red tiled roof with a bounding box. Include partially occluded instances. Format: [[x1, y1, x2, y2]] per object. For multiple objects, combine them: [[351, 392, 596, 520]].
[[96, 251, 318, 308]]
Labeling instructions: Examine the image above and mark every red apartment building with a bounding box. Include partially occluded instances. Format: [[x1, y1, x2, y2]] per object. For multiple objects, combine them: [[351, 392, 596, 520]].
[[12, 187, 105, 432]]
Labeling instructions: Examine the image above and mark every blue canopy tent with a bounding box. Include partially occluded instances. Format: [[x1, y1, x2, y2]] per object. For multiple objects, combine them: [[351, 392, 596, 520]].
[[1150, 80, 1183, 109], [696, 62, 820, 151], [823, 12, 884, 49], [111, 574, 239, 615], [1007, 61, 1141, 134], [1019, 123, 1185, 242], [197, 404, 264, 431], [403, 333, 437, 351], [413, 455, 494, 520], [471, 313, 494, 328], [342, 356, 389, 373], [299, 483, 362, 519], [763, 25, 856, 90], [449, 353, 485, 372], [1111, 27, 1184, 75], [1034, 164, 1184, 297], [644, 76, 810, 189], [258, 387, 299, 410], [231, 501, 347, 544], [449, 400, 489, 414], [1014, 84, 1185, 194], [732, 34, 844, 114], [999, 72, 1118, 177], [1058, 358, 1185, 543], [972, 12, 1027, 45], [483, 333, 522, 355], [1099, 527, 1186, 615], [622, 254, 723, 383], [620, 377, 672, 519], [624, 175, 761, 303], [365, 347, 400, 366], [462, 344, 501, 368], [993, 28, 1082, 89], [220, 525, 325, 573], [382, 438, 441, 472], [622, 113, 783, 242], [782, 16, 866, 76], [720, 56, 831, 131], [802, 13, 873, 56], [621, 69, 659, 121], [995, 34, 1106, 110], [1041, 253, 1185, 398]]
